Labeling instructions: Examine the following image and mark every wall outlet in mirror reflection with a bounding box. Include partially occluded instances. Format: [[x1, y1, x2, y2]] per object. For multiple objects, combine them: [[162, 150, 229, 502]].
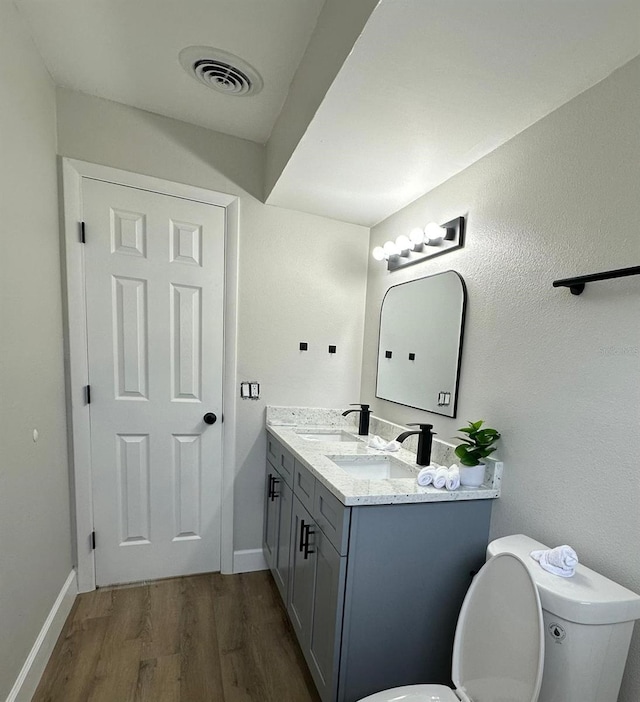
[[375, 270, 466, 417], [437, 391, 452, 407]]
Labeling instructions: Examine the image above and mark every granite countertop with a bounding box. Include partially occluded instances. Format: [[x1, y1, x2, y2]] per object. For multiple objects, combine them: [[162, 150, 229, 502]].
[[266, 406, 502, 507]]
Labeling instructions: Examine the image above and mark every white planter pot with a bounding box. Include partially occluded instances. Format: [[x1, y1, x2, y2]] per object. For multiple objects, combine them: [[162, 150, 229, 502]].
[[459, 463, 486, 487]]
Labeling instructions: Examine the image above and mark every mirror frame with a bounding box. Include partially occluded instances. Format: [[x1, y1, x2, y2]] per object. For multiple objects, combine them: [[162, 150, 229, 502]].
[[375, 270, 467, 418]]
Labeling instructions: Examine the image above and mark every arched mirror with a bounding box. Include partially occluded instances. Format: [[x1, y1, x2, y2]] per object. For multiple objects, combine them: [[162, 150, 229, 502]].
[[376, 270, 466, 417]]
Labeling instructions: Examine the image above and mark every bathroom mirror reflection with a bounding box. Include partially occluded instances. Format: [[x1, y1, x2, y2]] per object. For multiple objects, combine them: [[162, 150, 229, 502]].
[[376, 270, 466, 417]]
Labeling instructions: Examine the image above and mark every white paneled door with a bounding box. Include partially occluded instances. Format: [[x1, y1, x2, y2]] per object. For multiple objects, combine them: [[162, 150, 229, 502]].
[[83, 178, 225, 586]]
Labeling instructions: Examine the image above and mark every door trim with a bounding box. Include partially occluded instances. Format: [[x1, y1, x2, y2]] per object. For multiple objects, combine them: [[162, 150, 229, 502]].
[[61, 158, 238, 591]]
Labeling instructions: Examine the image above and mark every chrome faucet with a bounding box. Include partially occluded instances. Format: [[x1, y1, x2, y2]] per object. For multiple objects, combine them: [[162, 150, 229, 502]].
[[342, 403, 371, 436], [396, 423, 436, 466]]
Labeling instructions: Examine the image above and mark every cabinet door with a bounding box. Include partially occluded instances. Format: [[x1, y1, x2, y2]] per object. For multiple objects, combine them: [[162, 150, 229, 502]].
[[273, 478, 293, 602], [263, 468, 280, 571], [308, 530, 347, 702], [288, 496, 317, 650]]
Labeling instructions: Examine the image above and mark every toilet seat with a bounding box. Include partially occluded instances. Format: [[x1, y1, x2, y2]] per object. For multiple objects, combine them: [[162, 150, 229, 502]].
[[358, 553, 544, 702], [358, 684, 459, 701]]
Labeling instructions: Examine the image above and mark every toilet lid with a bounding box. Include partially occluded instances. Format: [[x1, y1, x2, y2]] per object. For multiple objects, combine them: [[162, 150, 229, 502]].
[[451, 553, 544, 702]]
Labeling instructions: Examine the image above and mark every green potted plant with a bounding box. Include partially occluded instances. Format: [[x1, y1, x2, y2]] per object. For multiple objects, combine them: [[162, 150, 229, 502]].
[[454, 420, 501, 487]]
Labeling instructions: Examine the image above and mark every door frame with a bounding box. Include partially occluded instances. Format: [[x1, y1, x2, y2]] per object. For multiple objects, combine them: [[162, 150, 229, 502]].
[[61, 158, 238, 592]]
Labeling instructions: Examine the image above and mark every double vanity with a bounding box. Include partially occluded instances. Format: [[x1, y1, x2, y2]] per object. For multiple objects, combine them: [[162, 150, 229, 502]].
[[263, 406, 502, 702]]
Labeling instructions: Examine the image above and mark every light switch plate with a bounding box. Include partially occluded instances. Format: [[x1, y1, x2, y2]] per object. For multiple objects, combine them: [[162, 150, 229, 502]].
[[241, 381, 260, 399]]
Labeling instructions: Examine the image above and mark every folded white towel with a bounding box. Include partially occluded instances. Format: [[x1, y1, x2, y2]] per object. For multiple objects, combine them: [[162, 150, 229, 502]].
[[433, 466, 449, 490], [417, 466, 438, 486], [367, 435, 401, 452], [445, 465, 460, 491], [530, 545, 579, 578], [367, 435, 387, 449]]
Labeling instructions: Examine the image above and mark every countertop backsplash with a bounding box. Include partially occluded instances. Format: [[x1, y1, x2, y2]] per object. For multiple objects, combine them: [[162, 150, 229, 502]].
[[266, 405, 359, 428]]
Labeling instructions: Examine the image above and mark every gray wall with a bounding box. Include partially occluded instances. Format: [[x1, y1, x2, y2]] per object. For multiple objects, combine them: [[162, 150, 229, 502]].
[[55, 88, 370, 553], [361, 56, 640, 701], [0, 4, 73, 699]]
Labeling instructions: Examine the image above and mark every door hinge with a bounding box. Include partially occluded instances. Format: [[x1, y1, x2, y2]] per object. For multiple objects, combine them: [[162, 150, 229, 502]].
[[85, 385, 91, 404], [91, 531, 96, 550], [80, 221, 86, 243]]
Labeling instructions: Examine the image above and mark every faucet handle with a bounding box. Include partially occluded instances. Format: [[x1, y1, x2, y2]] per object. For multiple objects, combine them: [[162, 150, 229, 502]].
[[406, 423, 435, 433], [350, 403, 370, 410]]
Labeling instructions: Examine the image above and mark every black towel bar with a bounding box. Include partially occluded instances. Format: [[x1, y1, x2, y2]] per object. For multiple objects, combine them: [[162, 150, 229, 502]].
[[552, 266, 640, 295]]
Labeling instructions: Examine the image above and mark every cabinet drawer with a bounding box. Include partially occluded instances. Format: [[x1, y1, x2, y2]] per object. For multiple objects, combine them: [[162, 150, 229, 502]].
[[267, 433, 294, 487], [267, 433, 280, 465], [267, 455, 287, 484], [293, 460, 316, 514], [314, 481, 351, 556], [280, 445, 295, 485]]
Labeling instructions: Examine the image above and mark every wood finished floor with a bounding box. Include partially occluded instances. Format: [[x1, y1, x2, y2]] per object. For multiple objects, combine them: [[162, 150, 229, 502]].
[[33, 571, 321, 702]]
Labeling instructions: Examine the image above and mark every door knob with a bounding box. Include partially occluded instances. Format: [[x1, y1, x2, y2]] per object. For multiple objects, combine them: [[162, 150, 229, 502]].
[[203, 412, 217, 425]]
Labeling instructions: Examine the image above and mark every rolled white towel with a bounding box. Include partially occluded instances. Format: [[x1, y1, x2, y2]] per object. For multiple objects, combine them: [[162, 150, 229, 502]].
[[433, 466, 448, 490], [384, 440, 401, 452], [417, 466, 438, 487], [445, 465, 460, 491], [530, 545, 579, 578], [367, 435, 387, 450]]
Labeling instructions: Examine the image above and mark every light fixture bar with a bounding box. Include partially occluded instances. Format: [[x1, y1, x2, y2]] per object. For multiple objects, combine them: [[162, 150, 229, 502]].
[[376, 216, 465, 271]]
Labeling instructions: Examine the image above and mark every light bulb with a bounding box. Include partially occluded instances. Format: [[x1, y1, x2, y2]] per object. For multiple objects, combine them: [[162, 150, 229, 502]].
[[383, 240, 399, 256], [424, 222, 445, 245], [395, 235, 411, 254], [409, 228, 425, 247], [372, 246, 385, 261]]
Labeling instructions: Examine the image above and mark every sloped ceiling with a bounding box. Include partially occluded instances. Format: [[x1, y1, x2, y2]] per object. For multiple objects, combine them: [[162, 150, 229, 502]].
[[265, 0, 640, 225]]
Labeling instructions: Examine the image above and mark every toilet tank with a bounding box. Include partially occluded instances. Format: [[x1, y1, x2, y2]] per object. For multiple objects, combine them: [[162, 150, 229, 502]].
[[487, 534, 640, 702]]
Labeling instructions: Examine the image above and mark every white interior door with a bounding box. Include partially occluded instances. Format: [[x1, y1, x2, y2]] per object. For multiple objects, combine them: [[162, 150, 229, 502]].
[[82, 178, 225, 586]]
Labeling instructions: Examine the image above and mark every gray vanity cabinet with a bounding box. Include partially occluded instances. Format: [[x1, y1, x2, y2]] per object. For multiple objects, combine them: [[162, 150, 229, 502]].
[[308, 526, 347, 700], [264, 431, 493, 702], [289, 491, 347, 702], [263, 470, 279, 569], [288, 495, 316, 647], [264, 442, 294, 603], [273, 476, 293, 598]]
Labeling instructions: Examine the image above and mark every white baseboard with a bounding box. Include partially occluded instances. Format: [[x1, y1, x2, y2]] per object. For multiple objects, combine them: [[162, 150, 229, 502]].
[[6, 569, 77, 702], [233, 548, 268, 573]]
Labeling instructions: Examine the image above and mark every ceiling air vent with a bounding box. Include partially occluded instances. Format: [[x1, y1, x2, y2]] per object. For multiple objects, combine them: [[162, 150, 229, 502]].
[[179, 46, 263, 97]]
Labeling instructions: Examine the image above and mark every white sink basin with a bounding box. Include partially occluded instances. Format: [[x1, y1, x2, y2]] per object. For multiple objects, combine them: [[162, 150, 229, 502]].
[[329, 455, 417, 480], [296, 430, 361, 443]]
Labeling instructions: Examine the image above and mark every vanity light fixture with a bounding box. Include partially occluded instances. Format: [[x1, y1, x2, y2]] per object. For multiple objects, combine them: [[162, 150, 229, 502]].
[[372, 216, 465, 271]]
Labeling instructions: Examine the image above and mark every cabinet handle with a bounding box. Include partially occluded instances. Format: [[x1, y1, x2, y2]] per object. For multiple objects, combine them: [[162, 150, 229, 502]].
[[269, 475, 280, 501], [302, 523, 315, 560], [299, 519, 307, 552], [268, 473, 273, 499]]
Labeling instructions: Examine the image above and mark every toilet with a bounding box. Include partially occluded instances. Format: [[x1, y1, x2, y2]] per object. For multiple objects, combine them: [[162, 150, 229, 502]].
[[487, 534, 640, 702], [359, 534, 640, 702], [358, 551, 545, 702]]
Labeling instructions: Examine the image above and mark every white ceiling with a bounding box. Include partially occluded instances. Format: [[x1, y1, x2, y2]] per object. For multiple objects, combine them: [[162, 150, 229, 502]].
[[14, 0, 325, 143], [266, 0, 640, 225], [15, 0, 640, 225]]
